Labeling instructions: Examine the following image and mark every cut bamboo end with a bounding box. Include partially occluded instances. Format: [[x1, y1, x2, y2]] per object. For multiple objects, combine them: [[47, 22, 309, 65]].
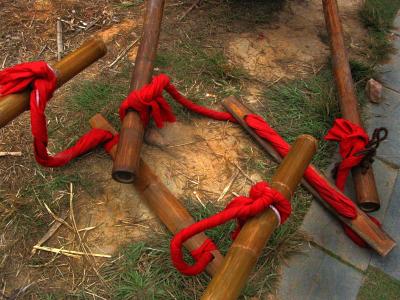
[[359, 202, 380, 212], [54, 37, 107, 86], [112, 112, 143, 183], [112, 0, 165, 183], [353, 167, 380, 212]]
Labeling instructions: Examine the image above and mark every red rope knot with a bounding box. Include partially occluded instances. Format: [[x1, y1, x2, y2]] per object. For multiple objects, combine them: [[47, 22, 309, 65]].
[[170, 181, 291, 276], [119, 74, 236, 128], [119, 74, 176, 128], [227, 182, 291, 239], [324, 118, 387, 191], [0, 61, 116, 167]]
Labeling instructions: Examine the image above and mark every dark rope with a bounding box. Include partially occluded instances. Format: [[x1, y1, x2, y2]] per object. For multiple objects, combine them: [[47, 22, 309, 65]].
[[355, 127, 388, 173]]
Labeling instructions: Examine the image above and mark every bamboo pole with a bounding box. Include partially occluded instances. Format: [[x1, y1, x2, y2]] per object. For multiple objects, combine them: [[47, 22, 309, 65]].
[[322, 0, 380, 212], [89, 114, 224, 276], [202, 135, 318, 300], [0, 37, 107, 129], [112, 0, 165, 183], [222, 96, 396, 256]]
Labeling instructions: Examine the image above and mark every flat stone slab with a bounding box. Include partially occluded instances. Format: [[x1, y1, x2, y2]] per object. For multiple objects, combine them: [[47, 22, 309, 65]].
[[302, 200, 371, 270], [378, 35, 400, 92], [369, 159, 398, 220], [365, 87, 400, 168], [278, 244, 364, 300], [371, 171, 400, 280], [393, 11, 400, 35]]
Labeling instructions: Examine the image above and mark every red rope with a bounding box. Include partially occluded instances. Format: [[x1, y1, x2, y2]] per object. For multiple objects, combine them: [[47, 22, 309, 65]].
[[324, 118, 369, 190], [245, 114, 357, 219], [119, 73, 236, 126], [170, 182, 291, 275], [0, 64, 379, 265], [0, 62, 115, 167]]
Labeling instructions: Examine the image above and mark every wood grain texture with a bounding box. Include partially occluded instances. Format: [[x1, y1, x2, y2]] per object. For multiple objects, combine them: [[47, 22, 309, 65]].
[[89, 114, 223, 276], [112, 0, 165, 183], [322, 0, 380, 212], [0, 37, 107, 129], [201, 135, 317, 300], [222, 96, 396, 256]]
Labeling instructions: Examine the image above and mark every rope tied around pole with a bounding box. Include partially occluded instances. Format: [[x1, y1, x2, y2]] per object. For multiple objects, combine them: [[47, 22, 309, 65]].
[[0, 61, 115, 167], [170, 182, 291, 276], [0, 63, 382, 251], [324, 119, 388, 191], [119, 73, 236, 127]]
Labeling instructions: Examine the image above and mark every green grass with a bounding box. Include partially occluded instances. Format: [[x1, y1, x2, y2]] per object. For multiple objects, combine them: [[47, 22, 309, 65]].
[[155, 40, 246, 120], [261, 69, 339, 169], [66, 40, 245, 126], [102, 199, 307, 299], [186, 0, 286, 34], [69, 78, 127, 125], [61, 71, 130, 144], [358, 267, 400, 300], [360, 0, 400, 62]]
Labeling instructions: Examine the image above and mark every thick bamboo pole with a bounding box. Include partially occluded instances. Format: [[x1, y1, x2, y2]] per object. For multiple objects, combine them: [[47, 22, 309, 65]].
[[222, 96, 396, 256], [202, 135, 317, 300], [322, 0, 380, 212], [89, 114, 224, 276], [112, 0, 165, 183], [0, 37, 107, 128]]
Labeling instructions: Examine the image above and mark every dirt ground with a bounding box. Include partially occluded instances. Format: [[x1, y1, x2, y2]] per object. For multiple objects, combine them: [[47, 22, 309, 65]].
[[0, 0, 368, 298]]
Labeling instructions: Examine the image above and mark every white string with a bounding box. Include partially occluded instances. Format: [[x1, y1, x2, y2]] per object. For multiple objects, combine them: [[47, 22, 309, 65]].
[[270, 205, 281, 226]]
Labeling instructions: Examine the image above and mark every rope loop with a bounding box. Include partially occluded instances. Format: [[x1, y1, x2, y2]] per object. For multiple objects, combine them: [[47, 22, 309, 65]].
[[170, 181, 291, 275], [0, 63, 380, 253]]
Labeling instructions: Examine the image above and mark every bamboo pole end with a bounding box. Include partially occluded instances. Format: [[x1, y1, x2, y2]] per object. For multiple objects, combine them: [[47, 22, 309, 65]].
[[297, 134, 318, 151]]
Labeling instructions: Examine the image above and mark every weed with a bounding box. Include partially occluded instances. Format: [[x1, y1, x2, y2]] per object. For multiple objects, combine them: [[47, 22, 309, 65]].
[[358, 266, 400, 300], [360, 0, 400, 62], [349, 59, 376, 84], [69, 79, 126, 123], [261, 69, 339, 169]]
